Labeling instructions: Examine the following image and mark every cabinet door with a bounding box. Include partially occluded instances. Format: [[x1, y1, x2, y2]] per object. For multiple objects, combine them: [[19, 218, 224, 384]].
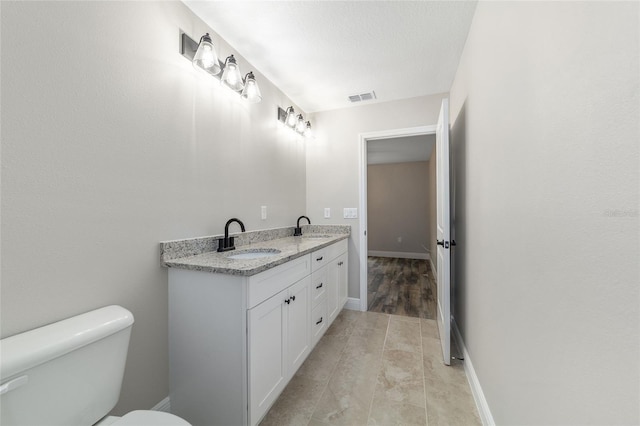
[[337, 253, 348, 310], [248, 288, 287, 426], [326, 260, 339, 325], [327, 253, 349, 324], [286, 276, 311, 377]]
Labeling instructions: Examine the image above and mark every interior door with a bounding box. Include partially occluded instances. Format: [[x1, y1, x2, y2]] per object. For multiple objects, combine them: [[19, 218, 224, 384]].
[[436, 98, 451, 366]]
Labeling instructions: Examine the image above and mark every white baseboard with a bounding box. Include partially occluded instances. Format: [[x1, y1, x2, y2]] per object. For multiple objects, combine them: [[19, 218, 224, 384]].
[[368, 250, 429, 260], [151, 396, 171, 413], [344, 297, 362, 311], [451, 319, 495, 426], [429, 256, 436, 274]]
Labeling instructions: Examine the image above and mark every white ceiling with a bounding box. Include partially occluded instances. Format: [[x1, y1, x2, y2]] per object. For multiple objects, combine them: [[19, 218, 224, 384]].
[[183, 1, 477, 113], [367, 134, 435, 165]]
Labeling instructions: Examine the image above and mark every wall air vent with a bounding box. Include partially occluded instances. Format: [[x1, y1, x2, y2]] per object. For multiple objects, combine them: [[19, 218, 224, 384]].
[[348, 91, 377, 103]]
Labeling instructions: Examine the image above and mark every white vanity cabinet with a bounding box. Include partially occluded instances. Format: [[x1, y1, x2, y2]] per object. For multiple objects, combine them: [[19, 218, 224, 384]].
[[167, 239, 347, 426], [248, 275, 310, 425]]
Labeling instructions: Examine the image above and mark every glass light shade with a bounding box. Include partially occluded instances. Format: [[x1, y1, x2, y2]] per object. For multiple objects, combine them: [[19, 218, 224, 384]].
[[304, 121, 312, 137], [192, 33, 221, 75], [241, 72, 262, 103], [295, 114, 306, 133], [285, 107, 296, 127], [221, 55, 244, 91]]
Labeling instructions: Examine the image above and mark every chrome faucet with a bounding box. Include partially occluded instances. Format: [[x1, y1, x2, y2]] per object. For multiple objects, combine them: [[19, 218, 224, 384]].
[[294, 215, 311, 236], [217, 218, 246, 252]]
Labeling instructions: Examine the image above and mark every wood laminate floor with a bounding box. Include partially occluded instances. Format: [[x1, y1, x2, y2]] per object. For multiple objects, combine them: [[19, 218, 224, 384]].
[[367, 257, 437, 319]]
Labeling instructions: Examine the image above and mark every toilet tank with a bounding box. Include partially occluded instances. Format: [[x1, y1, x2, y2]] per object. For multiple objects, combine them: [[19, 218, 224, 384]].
[[0, 306, 135, 426]]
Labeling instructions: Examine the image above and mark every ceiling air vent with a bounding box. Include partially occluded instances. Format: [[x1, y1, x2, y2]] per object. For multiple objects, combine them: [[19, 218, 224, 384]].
[[348, 91, 377, 103]]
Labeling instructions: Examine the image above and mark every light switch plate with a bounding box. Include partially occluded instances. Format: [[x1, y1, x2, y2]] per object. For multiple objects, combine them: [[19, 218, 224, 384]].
[[261, 206, 267, 220], [324, 208, 331, 218], [343, 208, 358, 219]]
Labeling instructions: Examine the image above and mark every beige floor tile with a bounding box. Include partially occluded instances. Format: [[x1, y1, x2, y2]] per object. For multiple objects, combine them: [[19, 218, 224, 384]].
[[423, 358, 481, 426], [346, 328, 387, 356], [421, 336, 443, 362], [325, 310, 361, 337], [423, 355, 469, 393], [262, 308, 480, 426], [311, 384, 373, 425], [375, 349, 425, 407], [259, 375, 326, 426], [311, 349, 382, 425], [420, 319, 439, 340], [385, 317, 422, 353], [390, 314, 421, 324], [354, 311, 390, 330], [425, 388, 481, 426], [296, 334, 349, 382], [368, 393, 427, 426]]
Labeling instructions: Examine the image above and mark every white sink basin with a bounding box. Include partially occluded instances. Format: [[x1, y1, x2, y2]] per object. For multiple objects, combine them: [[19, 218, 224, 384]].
[[227, 249, 281, 260]]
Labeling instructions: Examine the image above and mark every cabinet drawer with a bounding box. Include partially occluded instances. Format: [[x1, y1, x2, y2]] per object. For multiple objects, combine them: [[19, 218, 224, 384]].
[[326, 239, 348, 261], [311, 301, 327, 348], [311, 247, 328, 272], [311, 267, 327, 308], [248, 255, 310, 308]]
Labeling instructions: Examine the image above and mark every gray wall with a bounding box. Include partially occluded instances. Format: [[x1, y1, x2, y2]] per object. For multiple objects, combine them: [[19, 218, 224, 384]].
[[449, 1, 639, 424], [367, 161, 430, 255], [1, 1, 306, 414], [307, 93, 447, 298]]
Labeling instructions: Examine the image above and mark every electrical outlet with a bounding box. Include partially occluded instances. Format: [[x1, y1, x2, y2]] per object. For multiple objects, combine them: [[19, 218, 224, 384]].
[[261, 206, 267, 220], [397, 236, 402, 243], [324, 208, 331, 218]]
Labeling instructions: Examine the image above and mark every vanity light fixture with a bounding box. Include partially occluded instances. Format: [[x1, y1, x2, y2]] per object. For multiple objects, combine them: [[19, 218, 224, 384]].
[[192, 33, 221, 75], [285, 106, 297, 127], [295, 114, 306, 134], [180, 31, 261, 103], [221, 55, 244, 91], [241, 72, 262, 103], [277, 107, 312, 137]]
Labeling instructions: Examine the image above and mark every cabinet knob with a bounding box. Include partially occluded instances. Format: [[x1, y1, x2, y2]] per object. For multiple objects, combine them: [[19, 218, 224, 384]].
[[284, 298, 291, 304], [316, 317, 323, 325], [291, 295, 296, 302], [316, 283, 323, 289], [316, 256, 323, 261]]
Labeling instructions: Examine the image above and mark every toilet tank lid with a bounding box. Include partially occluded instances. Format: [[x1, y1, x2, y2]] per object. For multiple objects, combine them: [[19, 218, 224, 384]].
[[1, 305, 134, 380]]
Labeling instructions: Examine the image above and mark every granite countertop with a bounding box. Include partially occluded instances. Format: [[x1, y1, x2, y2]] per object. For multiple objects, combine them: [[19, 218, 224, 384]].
[[161, 225, 350, 276]]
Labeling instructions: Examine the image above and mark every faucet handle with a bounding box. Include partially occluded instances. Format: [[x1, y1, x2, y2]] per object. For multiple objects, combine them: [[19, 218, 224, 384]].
[[217, 236, 236, 252]]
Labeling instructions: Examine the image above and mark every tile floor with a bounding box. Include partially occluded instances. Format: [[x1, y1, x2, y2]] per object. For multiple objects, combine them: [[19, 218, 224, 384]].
[[260, 309, 481, 426]]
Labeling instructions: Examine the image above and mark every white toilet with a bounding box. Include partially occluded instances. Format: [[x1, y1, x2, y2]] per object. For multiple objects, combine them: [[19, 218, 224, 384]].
[[0, 305, 191, 426]]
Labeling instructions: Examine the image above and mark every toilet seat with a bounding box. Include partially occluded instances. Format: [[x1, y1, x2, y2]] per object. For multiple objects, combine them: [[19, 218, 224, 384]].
[[111, 410, 191, 426]]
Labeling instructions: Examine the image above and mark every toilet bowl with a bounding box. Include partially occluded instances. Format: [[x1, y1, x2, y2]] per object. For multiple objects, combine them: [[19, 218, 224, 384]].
[[0, 306, 192, 426]]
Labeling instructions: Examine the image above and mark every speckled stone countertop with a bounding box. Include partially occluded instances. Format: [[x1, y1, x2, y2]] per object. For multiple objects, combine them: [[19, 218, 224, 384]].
[[160, 225, 350, 276]]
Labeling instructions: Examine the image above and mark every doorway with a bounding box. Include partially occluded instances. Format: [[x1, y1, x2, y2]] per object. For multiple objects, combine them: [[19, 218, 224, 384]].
[[358, 126, 437, 316]]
